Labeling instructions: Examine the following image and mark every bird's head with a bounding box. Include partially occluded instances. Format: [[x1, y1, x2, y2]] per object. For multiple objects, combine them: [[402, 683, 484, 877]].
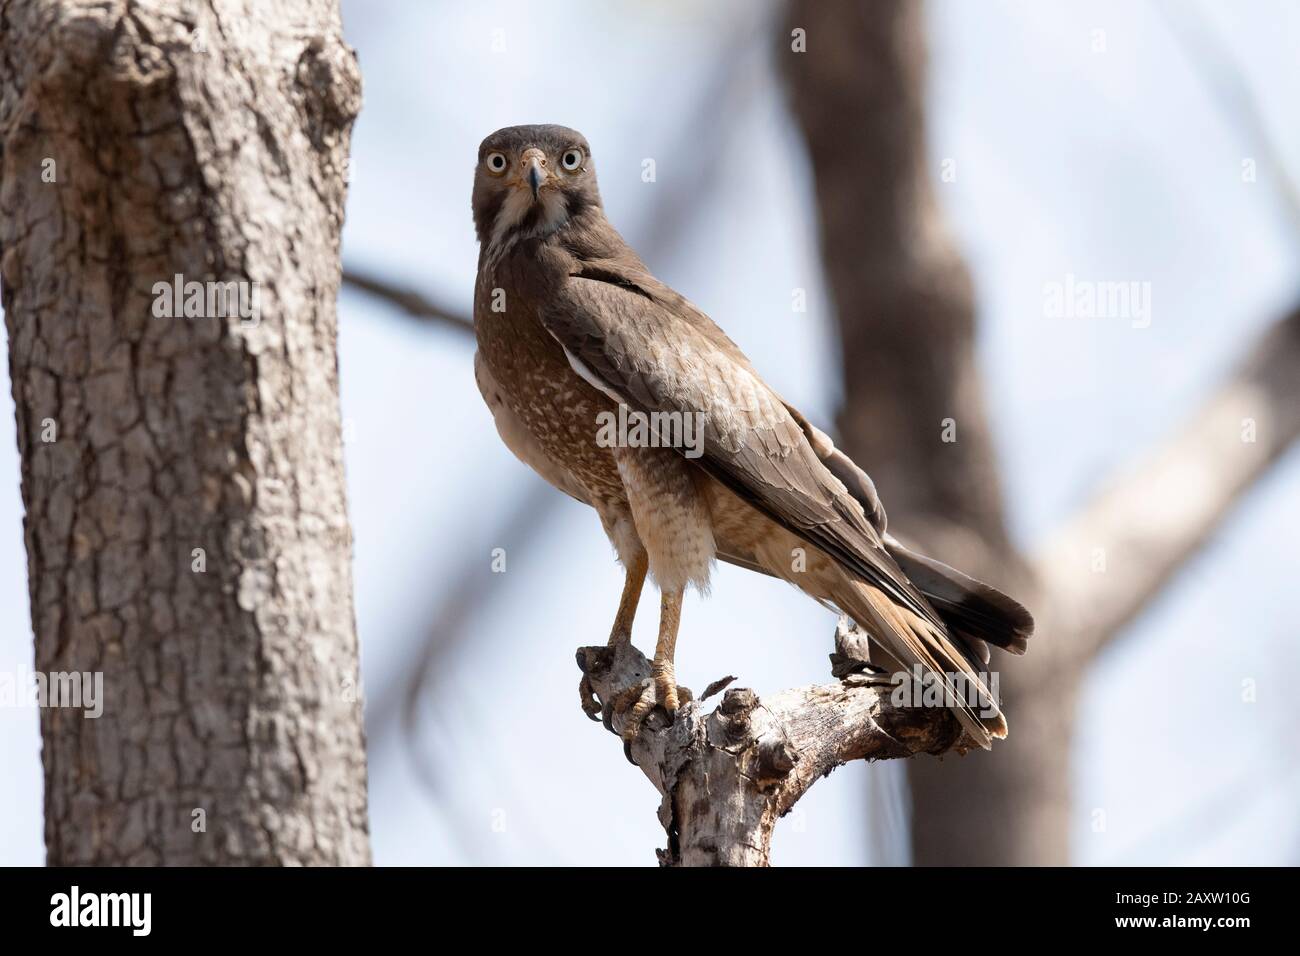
[[472, 124, 601, 250]]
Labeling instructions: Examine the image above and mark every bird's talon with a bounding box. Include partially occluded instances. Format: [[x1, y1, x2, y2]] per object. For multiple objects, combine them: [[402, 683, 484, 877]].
[[578, 673, 602, 721], [618, 676, 687, 741], [659, 676, 692, 714], [660, 683, 680, 717], [621, 682, 656, 741]]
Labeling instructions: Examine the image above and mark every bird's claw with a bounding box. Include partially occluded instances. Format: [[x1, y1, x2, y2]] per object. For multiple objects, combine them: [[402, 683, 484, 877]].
[[578, 672, 602, 721], [614, 675, 692, 741]]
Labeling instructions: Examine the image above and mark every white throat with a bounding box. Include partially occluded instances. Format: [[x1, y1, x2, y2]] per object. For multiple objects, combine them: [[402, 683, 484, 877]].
[[485, 188, 568, 268]]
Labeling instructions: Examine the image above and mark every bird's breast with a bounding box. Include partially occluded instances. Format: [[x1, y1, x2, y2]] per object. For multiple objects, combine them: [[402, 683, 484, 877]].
[[474, 268, 625, 504]]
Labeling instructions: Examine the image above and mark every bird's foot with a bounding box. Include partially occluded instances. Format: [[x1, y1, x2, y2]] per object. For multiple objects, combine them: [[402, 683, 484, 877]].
[[613, 671, 693, 741], [574, 644, 692, 742], [580, 633, 634, 721]]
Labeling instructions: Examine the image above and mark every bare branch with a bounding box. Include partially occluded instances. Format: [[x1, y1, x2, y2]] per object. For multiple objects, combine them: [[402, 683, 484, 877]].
[[1034, 305, 1300, 663], [575, 620, 965, 866], [342, 266, 473, 333]]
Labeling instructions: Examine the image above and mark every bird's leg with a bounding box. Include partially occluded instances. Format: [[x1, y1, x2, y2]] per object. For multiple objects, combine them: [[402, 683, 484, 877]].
[[650, 587, 682, 712], [579, 552, 648, 719], [622, 586, 692, 740], [607, 551, 648, 646]]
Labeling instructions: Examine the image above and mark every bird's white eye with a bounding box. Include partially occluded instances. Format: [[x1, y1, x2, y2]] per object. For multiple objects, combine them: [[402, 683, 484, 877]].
[[486, 152, 508, 174], [561, 148, 584, 171]]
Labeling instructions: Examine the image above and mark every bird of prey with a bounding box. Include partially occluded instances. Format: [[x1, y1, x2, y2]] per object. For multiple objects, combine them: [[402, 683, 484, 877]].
[[472, 124, 1033, 747]]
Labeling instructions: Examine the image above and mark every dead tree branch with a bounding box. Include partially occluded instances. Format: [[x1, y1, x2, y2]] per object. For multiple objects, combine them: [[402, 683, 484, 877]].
[[576, 621, 964, 866], [342, 266, 473, 332], [1035, 305, 1300, 668]]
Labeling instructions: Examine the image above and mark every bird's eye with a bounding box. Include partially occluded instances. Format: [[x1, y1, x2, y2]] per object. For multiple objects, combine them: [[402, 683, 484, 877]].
[[486, 152, 508, 174], [561, 148, 584, 171]]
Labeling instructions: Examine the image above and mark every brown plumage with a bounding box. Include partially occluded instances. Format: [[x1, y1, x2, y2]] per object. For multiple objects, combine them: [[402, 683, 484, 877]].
[[471, 124, 1033, 747]]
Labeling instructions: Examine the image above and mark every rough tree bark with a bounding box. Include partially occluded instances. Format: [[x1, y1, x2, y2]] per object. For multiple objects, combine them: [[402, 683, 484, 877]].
[[783, 0, 1300, 865], [0, 0, 370, 864]]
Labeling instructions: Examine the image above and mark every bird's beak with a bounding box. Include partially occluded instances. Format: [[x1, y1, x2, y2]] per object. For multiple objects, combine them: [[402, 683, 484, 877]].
[[521, 148, 547, 201]]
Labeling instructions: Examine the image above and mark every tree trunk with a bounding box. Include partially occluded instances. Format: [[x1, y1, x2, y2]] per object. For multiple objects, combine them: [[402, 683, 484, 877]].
[[782, 0, 1065, 865], [0, 0, 370, 864]]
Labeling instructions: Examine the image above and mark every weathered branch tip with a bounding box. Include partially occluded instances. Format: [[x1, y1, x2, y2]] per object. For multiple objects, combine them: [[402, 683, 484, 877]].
[[574, 620, 969, 866]]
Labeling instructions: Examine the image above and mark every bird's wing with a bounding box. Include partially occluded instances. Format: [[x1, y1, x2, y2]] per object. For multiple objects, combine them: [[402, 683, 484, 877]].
[[780, 400, 888, 535], [542, 263, 940, 629]]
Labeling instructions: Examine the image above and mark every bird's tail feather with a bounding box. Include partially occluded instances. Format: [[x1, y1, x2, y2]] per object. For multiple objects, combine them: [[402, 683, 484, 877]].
[[833, 578, 1006, 750], [882, 535, 1034, 656]]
